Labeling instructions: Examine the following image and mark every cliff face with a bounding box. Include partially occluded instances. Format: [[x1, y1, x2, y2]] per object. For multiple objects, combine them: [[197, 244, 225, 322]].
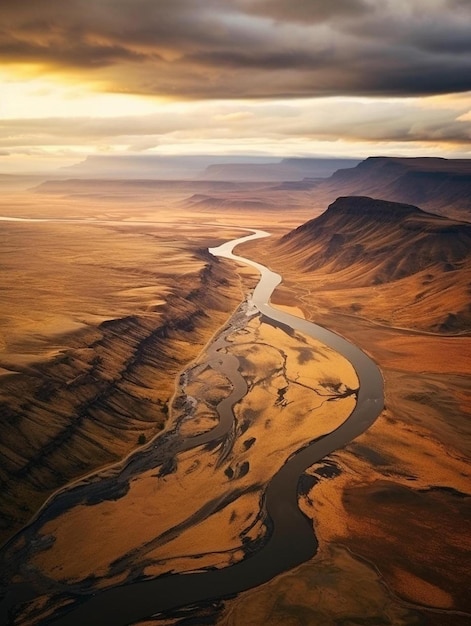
[[314, 157, 471, 221], [0, 253, 241, 543], [276, 196, 471, 332]]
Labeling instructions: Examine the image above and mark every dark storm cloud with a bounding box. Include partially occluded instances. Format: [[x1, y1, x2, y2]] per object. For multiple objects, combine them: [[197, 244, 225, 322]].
[[187, 49, 333, 71], [238, 0, 371, 23], [0, 37, 148, 67], [1, 0, 470, 98]]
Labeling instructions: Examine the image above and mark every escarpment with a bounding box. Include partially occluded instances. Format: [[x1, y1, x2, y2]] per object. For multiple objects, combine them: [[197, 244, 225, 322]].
[[0, 252, 242, 543], [259, 196, 471, 333]]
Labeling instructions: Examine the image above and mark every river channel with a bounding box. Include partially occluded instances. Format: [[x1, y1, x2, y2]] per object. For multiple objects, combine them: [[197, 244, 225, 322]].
[[0, 228, 384, 626]]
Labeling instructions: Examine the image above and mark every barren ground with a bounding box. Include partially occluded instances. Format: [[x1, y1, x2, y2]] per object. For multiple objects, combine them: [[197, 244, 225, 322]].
[[1, 186, 469, 625], [219, 236, 471, 625]]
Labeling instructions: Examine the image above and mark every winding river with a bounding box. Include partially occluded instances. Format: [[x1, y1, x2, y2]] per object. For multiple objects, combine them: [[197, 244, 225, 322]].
[[43, 230, 384, 625], [0, 227, 384, 626]]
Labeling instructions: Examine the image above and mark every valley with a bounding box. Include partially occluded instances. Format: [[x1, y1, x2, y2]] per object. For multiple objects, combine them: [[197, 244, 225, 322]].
[[234, 196, 471, 624], [2, 0, 470, 622], [0, 157, 470, 625]]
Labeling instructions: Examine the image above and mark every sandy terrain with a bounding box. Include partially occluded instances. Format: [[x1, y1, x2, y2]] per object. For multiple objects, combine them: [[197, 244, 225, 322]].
[[0, 189, 259, 544], [3, 299, 357, 625], [221, 226, 471, 625], [1, 183, 470, 625]]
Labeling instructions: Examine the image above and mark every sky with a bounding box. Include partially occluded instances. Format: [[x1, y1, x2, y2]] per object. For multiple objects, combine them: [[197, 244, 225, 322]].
[[1, 0, 470, 173]]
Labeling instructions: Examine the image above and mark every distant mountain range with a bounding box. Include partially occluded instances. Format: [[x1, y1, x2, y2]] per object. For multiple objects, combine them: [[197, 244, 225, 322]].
[[59, 154, 361, 182], [60, 155, 276, 180], [199, 157, 360, 181], [32, 155, 469, 221], [307, 157, 471, 221]]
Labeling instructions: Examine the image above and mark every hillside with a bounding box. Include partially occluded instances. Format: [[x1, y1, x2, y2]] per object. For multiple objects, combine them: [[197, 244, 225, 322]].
[[34, 156, 471, 223], [273, 196, 471, 332], [233, 194, 471, 620], [0, 216, 244, 544], [311, 157, 471, 221], [186, 193, 277, 211]]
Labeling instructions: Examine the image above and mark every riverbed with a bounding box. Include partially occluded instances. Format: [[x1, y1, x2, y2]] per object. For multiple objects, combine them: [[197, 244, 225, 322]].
[[0, 229, 383, 626]]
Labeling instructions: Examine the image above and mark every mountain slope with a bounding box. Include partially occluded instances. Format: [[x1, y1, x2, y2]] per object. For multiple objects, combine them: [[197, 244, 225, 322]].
[[274, 196, 471, 332]]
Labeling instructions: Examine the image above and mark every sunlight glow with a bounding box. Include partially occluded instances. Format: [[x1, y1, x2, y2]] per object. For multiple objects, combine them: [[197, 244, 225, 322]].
[[1, 67, 470, 173], [0, 69, 165, 120]]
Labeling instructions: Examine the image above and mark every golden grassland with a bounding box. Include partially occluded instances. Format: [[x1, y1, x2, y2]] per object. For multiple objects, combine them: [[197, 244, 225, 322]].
[[221, 235, 471, 625], [2, 183, 470, 625], [0, 189, 272, 544], [10, 308, 357, 625]]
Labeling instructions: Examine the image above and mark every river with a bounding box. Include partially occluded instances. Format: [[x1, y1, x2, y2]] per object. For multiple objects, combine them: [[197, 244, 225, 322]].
[[0, 228, 383, 626]]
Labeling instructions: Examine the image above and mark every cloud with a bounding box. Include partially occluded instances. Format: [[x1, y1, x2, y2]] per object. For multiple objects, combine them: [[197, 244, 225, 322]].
[[1, 96, 469, 154], [238, 0, 371, 23], [1, 1, 470, 168], [0, 0, 470, 99]]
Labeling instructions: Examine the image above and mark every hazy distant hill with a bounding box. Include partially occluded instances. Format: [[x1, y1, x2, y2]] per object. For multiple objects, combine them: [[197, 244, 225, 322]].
[[200, 157, 360, 181], [59, 154, 360, 182], [32, 179, 257, 200], [311, 157, 471, 221], [60, 155, 281, 179], [0, 173, 49, 191], [30, 156, 471, 223], [186, 193, 277, 211], [277, 196, 471, 332]]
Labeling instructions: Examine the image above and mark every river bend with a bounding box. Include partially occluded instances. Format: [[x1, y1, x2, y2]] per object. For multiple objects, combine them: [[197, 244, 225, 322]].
[[1, 229, 384, 626]]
